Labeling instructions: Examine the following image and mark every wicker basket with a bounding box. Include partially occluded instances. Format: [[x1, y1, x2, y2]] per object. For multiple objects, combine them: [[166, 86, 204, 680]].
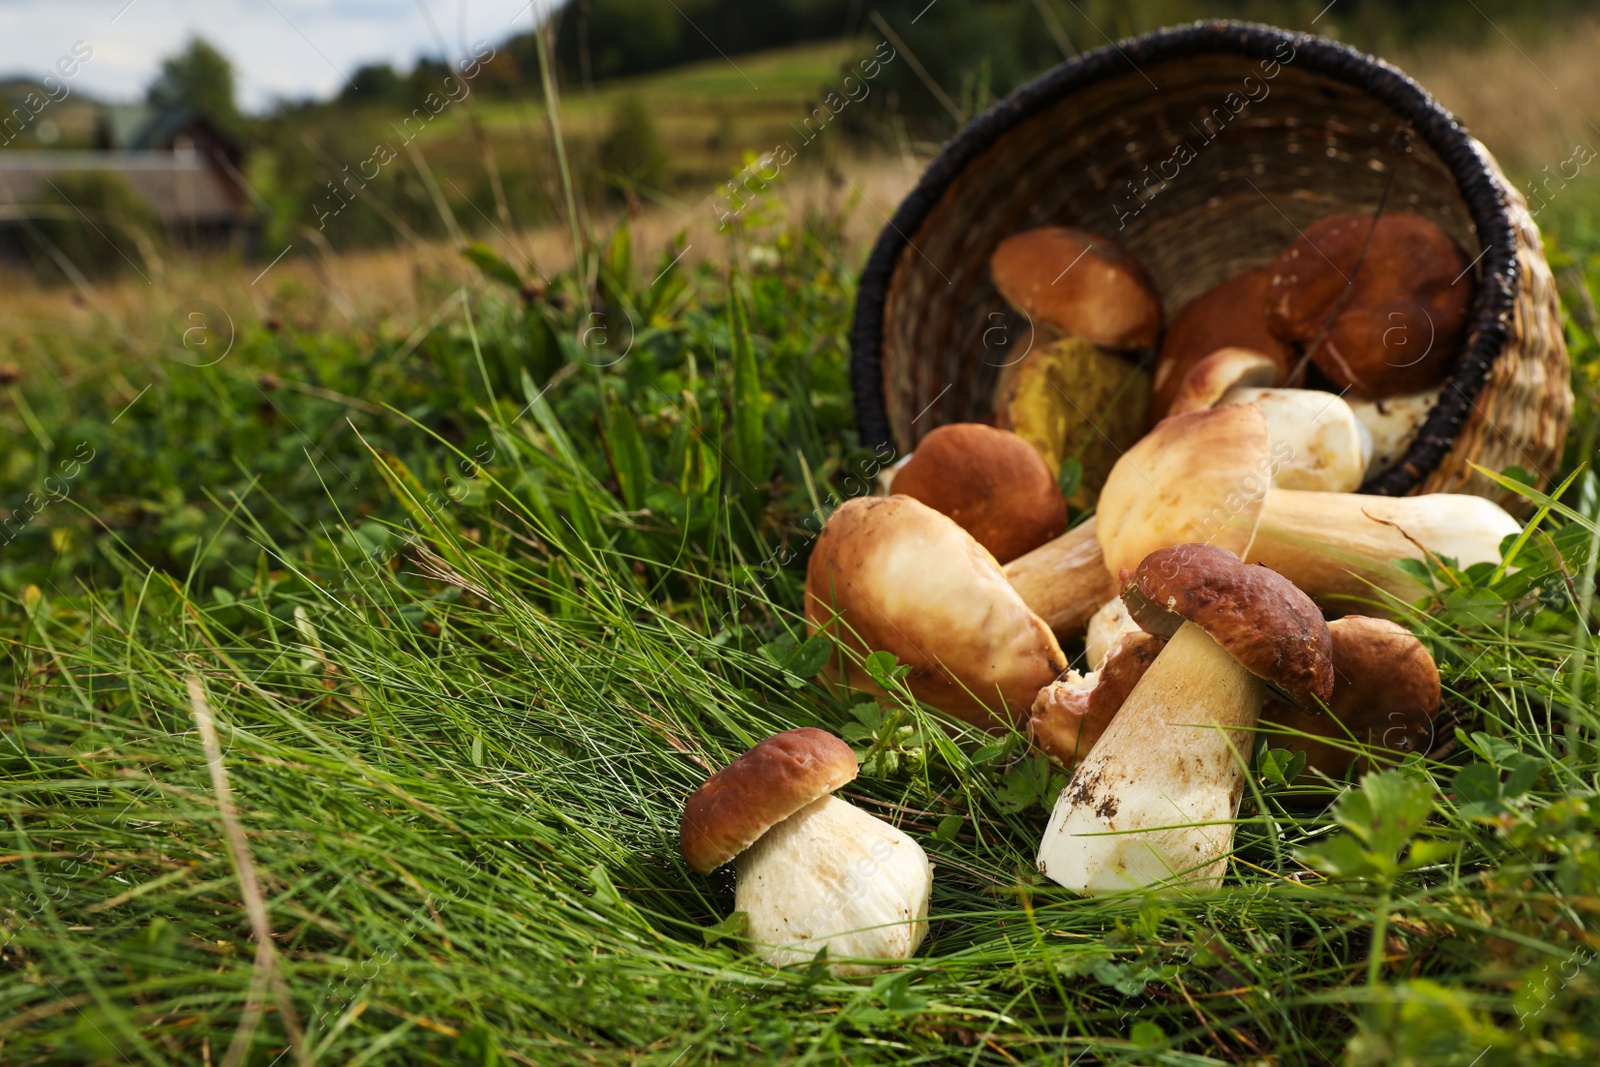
[[851, 20, 1571, 510]]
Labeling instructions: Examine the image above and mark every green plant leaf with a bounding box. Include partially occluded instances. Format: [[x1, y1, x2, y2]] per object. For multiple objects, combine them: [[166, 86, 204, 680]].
[[789, 633, 834, 678], [1299, 770, 1437, 882], [1058, 456, 1083, 499], [701, 910, 748, 947], [599, 385, 652, 511], [862, 649, 910, 688], [462, 242, 522, 291], [727, 284, 768, 487], [876, 972, 928, 1014], [1259, 746, 1298, 785], [1394, 557, 1435, 585]]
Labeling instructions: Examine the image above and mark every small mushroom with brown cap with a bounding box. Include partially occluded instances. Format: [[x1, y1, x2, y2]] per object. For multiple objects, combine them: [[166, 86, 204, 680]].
[[1150, 267, 1292, 423], [1165, 348, 1372, 494], [1037, 544, 1334, 892], [1266, 213, 1471, 398], [990, 227, 1163, 350], [1261, 615, 1441, 781], [1163, 347, 1283, 417], [807, 496, 1067, 729], [889, 423, 1067, 564], [681, 728, 933, 976], [1030, 632, 1165, 768]]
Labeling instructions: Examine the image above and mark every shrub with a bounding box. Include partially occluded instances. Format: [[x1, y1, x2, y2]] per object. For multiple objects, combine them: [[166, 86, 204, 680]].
[[599, 95, 670, 196], [25, 171, 162, 282]]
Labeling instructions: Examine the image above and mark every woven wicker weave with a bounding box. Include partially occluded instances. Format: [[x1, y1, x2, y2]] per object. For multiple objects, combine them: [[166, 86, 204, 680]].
[[851, 21, 1571, 511]]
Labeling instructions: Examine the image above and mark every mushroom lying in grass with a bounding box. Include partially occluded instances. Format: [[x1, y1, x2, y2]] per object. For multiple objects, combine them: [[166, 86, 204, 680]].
[[807, 496, 1067, 728], [1030, 631, 1164, 768], [888, 423, 1068, 564], [1004, 403, 1521, 630], [1262, 615, 1441, 780], [1037, 544, 1333, 892], [1165, 348, 1372, 494], [681, 728, 932, 977]]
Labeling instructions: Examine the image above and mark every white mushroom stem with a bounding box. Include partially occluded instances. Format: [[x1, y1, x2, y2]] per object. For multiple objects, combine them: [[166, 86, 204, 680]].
[[736, 795, 932, 977], [876, 452, 912, 496], [1037, 621, 1263, 892], [1220, 386, 1372, 492], [1347, 388, 1443, 479], [1085, 595, 1139, 671], [1003, 517, 1116, 638], [1250, 490, 1521, 609], [1010, 490, 1520, 623]]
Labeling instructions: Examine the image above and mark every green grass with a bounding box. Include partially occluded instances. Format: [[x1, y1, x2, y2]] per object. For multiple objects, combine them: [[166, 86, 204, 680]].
[[4, 177, 1600, 1066]]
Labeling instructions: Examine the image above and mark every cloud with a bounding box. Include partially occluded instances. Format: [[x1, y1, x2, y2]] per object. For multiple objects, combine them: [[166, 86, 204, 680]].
[[0, 0, 551, 111]]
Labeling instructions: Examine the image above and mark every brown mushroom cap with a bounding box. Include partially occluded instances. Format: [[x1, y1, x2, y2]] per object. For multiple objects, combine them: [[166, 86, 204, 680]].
[[1030, 631, 1165, 767], [680, 728, 858, 874], [806, 496, 1066, 729], [1096, 402, 1271, 581], [990, 227, 1162, 350], [1262, 615, 1440, 777], [1122, 543, 1334, 709], [1265, 213, 1471, 398], [1164, 347, 1284, 417], [890, 423, 1068, 564], [1150, 268, 1291, 422]]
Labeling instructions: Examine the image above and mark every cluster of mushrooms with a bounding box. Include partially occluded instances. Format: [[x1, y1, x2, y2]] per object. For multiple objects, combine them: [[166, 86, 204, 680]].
[[678, 216, 1512, 975]]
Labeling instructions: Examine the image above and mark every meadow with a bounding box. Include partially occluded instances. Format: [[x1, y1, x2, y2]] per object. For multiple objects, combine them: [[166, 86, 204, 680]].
[[4, 19, 1600, 1067]]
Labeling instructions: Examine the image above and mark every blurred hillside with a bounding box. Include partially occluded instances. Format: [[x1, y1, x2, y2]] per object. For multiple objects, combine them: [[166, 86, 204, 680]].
[[0, 0, 1597, 282]]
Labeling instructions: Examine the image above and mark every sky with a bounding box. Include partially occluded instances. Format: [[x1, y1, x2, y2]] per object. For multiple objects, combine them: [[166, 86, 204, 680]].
[[0, 0, 557, 112]]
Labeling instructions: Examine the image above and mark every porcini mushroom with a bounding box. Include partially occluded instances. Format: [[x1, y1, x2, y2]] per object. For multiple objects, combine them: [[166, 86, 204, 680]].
[[1246, 486, 1520, 611], [1030, 632, 1165, 768], [1150, 267, 1292, 422], [806, 496, 1067, 728], [1217, 385, 1372, 493], [875, 452, 912, 495], [1094, 403, 1521, 612], [1164, 347, 1283, 417], [1002, 518, 1117, 640], [1085, 594, 1140, 671], [990, 227, 1163, 350], [1165, 348, 1372, 494], [1095, 403, 1271, 581], [1261, 615, 1441, 780], [681, 728, 932, 976], [889, 423, 1067, 564], [1347, 387, 1445, 479], [1266, 213, 1471, 398], [993, 337, 1150, 508], [1036, 544, 1333, 892], [992, 404, 1520, 630]]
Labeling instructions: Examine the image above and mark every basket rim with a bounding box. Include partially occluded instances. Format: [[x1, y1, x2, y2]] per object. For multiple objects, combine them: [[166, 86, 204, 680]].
[[849, 18, 1520, 497]]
